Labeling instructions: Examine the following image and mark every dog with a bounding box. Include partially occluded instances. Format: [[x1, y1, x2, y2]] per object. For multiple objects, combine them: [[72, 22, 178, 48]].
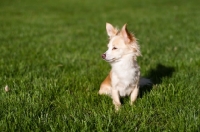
[[99, 23, 141, 110]]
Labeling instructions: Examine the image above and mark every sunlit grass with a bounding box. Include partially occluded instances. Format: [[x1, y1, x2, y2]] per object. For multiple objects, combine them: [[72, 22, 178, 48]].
[[0, 0, 200, 131]]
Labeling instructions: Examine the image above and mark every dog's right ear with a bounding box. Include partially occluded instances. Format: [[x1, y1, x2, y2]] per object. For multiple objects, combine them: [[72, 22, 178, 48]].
[[106, 23, 117, 38]]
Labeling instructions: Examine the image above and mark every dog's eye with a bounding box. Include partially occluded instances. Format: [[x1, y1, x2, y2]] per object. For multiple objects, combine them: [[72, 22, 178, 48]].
[[112, 47, 117, 50]]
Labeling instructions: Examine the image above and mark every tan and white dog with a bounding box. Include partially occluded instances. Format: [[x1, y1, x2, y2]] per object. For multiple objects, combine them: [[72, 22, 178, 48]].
[[99, 23, 141, 110]]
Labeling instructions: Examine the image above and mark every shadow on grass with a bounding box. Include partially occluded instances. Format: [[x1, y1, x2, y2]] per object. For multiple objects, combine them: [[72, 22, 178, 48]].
[[139, 63, 175, 98]]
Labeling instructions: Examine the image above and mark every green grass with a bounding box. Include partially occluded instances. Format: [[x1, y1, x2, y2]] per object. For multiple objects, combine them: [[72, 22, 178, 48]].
[[0, 0, 200, 131]]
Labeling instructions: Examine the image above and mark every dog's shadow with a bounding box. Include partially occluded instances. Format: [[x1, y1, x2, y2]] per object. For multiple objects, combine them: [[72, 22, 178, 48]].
[[138, 63, 175, 98]]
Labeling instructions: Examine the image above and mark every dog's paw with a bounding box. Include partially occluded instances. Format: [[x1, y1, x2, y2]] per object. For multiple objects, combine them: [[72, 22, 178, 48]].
[[115, 104, 121, 111], [98, 90, 110, 95], [98, 86, 111, 95]]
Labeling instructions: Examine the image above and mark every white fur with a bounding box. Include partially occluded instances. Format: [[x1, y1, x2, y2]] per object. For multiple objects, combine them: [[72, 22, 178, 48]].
[[99, 23, 141, 110], [111, 53, 139, 97]]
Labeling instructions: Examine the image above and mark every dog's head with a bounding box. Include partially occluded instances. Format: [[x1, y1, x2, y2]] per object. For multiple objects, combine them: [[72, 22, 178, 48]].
[[102, 23, 141, 63]]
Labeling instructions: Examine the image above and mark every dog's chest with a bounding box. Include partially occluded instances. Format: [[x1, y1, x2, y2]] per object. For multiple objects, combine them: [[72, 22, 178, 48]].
[[111, 67, 139, 96]]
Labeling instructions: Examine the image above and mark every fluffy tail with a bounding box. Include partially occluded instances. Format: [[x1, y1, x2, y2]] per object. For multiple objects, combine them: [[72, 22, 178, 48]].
[[139, 78, 153, 88]]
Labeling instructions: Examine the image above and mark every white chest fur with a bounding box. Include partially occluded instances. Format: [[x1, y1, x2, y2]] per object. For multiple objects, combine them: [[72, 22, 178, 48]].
[[111, 56, 140, 97]]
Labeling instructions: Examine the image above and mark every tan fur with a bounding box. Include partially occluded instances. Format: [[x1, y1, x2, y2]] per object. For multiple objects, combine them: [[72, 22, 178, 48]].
[[99, 72, 112, 95], [99, 23, 141, 110]]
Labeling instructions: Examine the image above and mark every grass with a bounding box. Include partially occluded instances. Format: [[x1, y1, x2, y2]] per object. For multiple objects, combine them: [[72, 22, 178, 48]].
[[0, 0, 200, 131]]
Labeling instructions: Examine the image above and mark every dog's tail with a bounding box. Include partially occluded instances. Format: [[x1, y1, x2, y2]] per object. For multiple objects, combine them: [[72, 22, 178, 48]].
[[139, 77, 153, 88]]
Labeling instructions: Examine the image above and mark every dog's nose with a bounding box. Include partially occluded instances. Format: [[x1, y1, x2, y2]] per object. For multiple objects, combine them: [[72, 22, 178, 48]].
[[102, 53, 106, 59]]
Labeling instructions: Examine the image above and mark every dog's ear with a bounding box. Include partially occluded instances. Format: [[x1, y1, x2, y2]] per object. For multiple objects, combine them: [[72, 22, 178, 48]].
[[121, 24, 140, 56], [106, 23, 117, 38], [121, 24, 135, 43]]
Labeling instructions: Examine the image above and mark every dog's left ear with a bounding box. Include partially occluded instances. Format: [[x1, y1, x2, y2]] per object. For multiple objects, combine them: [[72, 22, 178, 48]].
[[121, 24, 135, 44]]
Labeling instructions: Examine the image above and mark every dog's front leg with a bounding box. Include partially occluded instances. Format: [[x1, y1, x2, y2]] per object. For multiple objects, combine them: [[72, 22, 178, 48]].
[[130, 86, 139, 105], [111, 89, 121, 111]]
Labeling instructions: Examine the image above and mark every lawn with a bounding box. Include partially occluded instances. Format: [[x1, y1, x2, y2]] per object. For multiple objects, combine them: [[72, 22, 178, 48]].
[[0, 0, 200, 131]]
